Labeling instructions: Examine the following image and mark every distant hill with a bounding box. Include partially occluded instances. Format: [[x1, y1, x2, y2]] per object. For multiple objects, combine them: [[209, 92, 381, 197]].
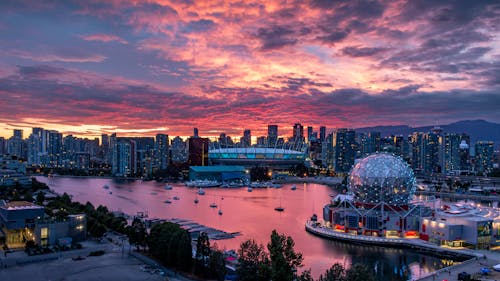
[[355, 120, 500, 145]]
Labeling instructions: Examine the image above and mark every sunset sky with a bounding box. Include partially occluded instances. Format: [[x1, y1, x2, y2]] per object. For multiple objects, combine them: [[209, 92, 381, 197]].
[[1, 0, 499, 139]]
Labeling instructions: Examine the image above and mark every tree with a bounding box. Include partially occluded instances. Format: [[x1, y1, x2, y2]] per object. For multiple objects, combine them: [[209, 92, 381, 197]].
[[195, 232, 211, 275], [35, 192, 45, 205], [208, 248, 227, 281], [297, 269, 314, 281], [127, 217, 147, 251], [344, 264, 374, 281], [318, 263, 346, 281], [268, 230, 303, 281], [237, 239, 271, 281]]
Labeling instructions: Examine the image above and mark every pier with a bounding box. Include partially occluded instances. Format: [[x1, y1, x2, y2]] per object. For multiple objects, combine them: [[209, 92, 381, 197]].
[[146, 218, 239, 241]]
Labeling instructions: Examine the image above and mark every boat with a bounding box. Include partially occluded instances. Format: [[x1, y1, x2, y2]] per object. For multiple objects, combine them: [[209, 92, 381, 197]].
[[164, 199, 172, 204], [210, 203, 218, 208], [194, 198, 199, 204], [218, 209, 223, 215], [164, 185, 173, 190], [247, 187, 253, 192], [109, 191, 113, 194], [291, 185, 297, 190], [103, 185, 110, 189], [274, 197, 284, 212], [197, 188, 206, 195], [173, 196, 180, 200]]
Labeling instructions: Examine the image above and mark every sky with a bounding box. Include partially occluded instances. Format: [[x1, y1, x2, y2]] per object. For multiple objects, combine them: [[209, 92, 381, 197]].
[[0, 0, 499, 139]]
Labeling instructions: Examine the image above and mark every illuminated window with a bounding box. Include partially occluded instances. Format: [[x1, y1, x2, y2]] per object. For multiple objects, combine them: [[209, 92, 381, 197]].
[[41, 227, 48, 239]]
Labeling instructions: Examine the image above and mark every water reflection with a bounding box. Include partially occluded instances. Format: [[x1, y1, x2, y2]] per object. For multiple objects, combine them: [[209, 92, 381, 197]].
[[37, 176, 457, 280]]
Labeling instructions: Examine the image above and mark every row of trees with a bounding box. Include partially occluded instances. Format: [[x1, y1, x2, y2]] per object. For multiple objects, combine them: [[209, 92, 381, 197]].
[[237, 230, 374, 281]]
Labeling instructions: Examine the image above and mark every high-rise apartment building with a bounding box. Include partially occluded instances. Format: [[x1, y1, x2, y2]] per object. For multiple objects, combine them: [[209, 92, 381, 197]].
[[475, 141, 494, 174], [319, 126, 326, 143], [443, 133, 461, 173], [171, 137, 187, 163], [333, 128, 356, 174], [267, 125, 278, 147], [155, 134, 169, 170]]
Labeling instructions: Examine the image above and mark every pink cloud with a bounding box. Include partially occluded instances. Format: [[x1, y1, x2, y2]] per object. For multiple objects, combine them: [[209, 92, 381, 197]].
[[80, 33, 128, 44]]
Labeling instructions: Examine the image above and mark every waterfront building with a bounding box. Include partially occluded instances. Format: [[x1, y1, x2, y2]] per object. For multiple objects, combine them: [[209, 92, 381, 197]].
[[475, 141, 494, 174], [188, 165, 247, 182], [112, 139, 135, 177], [333, 128, 356, 174], [319, 153, 497, 249], [188, 137, 209, 166], [101, 134, 110, 164], [209, 147, 306, 168], [267, 125, 278, 147], [0, 201, 45, 248], [0, 154, 31, 187]]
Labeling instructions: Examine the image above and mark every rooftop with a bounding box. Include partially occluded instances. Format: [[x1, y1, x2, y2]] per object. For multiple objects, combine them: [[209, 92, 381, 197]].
[[0, 201, 43, 210]]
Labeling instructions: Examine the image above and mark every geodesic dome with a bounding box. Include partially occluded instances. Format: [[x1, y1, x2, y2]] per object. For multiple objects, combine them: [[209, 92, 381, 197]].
[[348, 153, 416, 206]]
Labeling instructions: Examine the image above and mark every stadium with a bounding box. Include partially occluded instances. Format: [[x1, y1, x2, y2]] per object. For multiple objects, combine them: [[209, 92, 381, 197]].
[[208, 147, 306, 167]]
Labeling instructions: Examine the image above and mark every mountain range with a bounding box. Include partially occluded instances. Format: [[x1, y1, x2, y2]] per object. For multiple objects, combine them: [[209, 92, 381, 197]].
[[355, 120, 500, 146]]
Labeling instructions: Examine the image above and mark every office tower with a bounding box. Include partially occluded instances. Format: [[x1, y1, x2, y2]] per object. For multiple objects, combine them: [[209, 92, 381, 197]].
[[475, 141, 494, 174], [443, 133, 461, 174], [333, 128, 356, 174], [155, 134, 169, 170], [188, 137, 209, 166], [267, 125, 278, 147], [319, 126, 326, 143], [13, 129, 23, 139], [242, 129, 251, 147], [393, 135, 405, 157], [193, 128, 199, 138], [171, 136, 187, 163]]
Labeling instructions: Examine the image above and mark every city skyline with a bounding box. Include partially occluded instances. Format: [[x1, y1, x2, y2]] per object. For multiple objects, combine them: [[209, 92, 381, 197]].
[[1, 1, 500, 139]]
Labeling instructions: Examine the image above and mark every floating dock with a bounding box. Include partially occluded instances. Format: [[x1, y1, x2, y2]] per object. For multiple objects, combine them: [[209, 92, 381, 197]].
[[146, 218, 239, 240]]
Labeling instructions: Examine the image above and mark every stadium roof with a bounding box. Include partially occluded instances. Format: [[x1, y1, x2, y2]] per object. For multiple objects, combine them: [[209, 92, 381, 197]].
[[209, 147, 305, 155]]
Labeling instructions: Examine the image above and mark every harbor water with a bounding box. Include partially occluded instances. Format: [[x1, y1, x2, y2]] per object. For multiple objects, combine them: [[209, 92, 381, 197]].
[[37, 176, 463, 280]]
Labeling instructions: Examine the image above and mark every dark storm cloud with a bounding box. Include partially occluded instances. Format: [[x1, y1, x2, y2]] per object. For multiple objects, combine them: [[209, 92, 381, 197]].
[[342, 46, 388, 57], [316, 30, 350, 44], [255, 25, 298, 51]]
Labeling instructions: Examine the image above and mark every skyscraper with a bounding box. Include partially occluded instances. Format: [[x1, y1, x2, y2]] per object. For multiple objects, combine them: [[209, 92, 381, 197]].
[[193, 128, 199, 138], [319, 126, 326, 143], [443, 133, 461, 173], [171, 136, 187, 163], [267, 125, 278, 147], [307, 126, 313, 143], [155, 134, 169, 170], [242, 129, 251, 147], [475, 141, 494, 174], [411, 132, 425, 174], [188, 137, 209, 166], [424, 132, 440, 174], [333, 128, 356, 174], [292, 123, 304, 145]]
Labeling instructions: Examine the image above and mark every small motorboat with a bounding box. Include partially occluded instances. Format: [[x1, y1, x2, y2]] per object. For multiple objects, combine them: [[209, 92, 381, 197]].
[[164, 185, 173, 190], [210, 203, 218, 208], [194, 198, 199, 204], [247, 187, 253, 192], [218, 209, 223, 215], [291, 185, 297, 190], [274, 206, 284, 212], [164, 200, 172, 204], [173, 196, 180, 200]]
